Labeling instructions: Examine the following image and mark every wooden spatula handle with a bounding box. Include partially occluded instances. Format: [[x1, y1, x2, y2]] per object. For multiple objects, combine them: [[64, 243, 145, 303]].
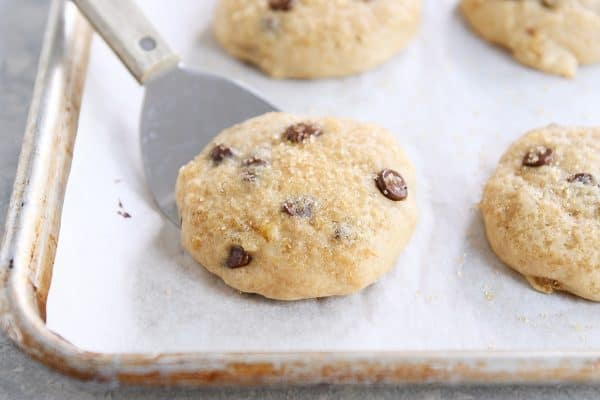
[[72, 0, 180, 84]]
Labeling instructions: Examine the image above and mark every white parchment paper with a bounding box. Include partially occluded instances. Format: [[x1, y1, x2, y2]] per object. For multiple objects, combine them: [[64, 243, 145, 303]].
[[47, 0, 600, 353]]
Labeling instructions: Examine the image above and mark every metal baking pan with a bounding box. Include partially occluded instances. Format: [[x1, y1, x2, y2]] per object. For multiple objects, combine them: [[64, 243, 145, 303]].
[[2, 0, 600, 386]]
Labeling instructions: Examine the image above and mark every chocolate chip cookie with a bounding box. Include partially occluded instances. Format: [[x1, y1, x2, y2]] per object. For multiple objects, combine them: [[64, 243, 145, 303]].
[[461, 0, 600, 77], [481, 125, 600, 300], [176, 112, 418, 300], [213, 0, 421, 79]]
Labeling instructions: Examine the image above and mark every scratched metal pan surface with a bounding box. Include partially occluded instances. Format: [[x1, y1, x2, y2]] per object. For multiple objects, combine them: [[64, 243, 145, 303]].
[[2, 0, 600, 386]]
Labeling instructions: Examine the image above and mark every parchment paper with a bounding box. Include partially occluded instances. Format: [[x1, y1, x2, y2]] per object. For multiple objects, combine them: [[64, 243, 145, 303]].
[[46, 0, 600, 353]]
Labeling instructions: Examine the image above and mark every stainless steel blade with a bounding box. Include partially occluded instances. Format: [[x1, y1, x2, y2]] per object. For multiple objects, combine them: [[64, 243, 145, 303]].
[[140, 67, 277, 226]]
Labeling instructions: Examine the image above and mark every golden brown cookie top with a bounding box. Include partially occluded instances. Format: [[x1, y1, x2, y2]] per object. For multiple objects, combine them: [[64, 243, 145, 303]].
[[481, 125, 600, 300], [214, 0, 421, 78], [461, 0, 600, 77], [176, 112, 417, 300]]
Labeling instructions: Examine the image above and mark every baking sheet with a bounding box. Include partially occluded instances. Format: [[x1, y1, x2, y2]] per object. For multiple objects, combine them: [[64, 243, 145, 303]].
[[46, 0, 600, 354]]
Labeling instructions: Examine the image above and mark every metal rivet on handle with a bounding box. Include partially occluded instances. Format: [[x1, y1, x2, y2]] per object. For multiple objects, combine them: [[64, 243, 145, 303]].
[[139, 36, 156, 51]]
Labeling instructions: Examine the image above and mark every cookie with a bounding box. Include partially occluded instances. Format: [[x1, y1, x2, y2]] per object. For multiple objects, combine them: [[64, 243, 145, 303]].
[[213, 0, 421, 79], [461, 0, 600, 77], [176, 112, 418, 300], [481, 125, 600, 301]]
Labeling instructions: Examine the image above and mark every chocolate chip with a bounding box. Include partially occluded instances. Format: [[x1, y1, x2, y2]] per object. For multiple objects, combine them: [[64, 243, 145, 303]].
[[567, 173, 595, 185], [209, 144, 234, 164], [282, 196, 315, 218], [242, 157, 269, 167], [241, 156, 269, 182], [284, 123, 322, 144], [522, 146, 553, 167], [241, 169, 258, 182], [541, 0, 559, 9], [269, 0, 294, 11], [375, 169, 408, 201], [334, 223, 352, 240], [8, 258, 13, 270], [226, 245, 252, 268]]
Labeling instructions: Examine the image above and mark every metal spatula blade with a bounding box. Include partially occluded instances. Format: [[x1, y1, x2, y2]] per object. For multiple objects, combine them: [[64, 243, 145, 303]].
[[74, 0, 277, 226]]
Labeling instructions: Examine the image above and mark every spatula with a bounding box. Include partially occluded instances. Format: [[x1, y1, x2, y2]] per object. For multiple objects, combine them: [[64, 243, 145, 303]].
[[73, 0, 277, 226]]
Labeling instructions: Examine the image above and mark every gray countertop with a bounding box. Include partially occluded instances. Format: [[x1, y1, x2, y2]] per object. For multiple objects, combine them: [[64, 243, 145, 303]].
[[1, 0, 599, 398]]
